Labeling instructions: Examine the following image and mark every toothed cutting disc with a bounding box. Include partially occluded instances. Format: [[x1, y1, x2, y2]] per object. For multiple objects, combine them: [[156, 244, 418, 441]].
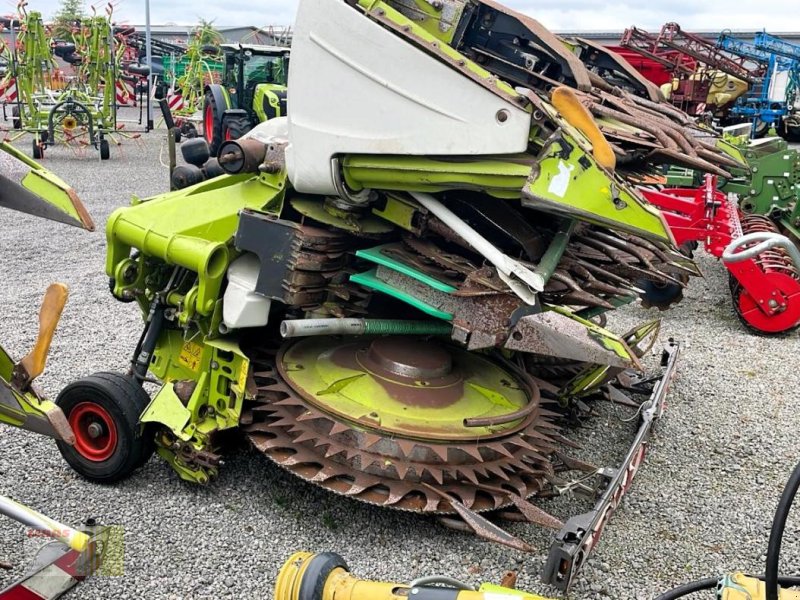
[[243, 338, 560, 514]]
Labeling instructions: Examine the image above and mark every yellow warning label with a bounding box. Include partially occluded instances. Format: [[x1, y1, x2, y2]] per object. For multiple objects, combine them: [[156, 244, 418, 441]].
[[178, 341, 203, 372], [239, 358, 250, 389]]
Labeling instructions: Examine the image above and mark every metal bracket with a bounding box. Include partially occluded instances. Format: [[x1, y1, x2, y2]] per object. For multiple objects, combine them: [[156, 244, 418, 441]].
[[541, 339, 680, 590]]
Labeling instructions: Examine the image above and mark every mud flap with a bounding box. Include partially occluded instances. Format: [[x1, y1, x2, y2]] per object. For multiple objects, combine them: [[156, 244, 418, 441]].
[[541, 339, 680, 590]]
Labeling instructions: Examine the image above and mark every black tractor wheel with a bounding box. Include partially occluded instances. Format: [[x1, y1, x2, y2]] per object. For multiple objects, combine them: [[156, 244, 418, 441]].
[[222, 113, 252, 141], [181, 137, 210, 167], [203, 87, 229, 156], [55, 372, 154, 483], [11, 106, 21, 130], [99, 138, 110, 160], [32, 136, 44, 160]]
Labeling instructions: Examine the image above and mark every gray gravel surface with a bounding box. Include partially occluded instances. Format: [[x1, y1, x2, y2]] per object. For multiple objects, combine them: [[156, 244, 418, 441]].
[[1, 123, 799, 599]]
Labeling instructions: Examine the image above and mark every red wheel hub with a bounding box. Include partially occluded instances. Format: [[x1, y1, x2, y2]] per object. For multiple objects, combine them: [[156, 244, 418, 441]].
[[69, 402, 118, 462], [204, 104, 214, 143], [736, 272, 800, 333]]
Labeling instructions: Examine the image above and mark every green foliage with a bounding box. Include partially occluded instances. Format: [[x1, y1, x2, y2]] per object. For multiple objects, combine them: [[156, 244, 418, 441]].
[[51, 0, 85, 40]]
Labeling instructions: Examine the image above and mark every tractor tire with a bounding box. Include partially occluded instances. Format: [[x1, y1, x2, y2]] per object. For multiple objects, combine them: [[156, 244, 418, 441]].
[[55, 372, 154, 483], [32, 137, 44, 160], [99, 138, 110, 161], [222, 113, 252, 142], [181, 137, 210, 167], [203, 86, 229, 156], [11, 106, 20, 130]]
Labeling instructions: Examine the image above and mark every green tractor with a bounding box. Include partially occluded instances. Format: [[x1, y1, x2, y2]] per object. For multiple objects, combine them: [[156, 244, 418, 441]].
[[202, 43, 289, 155]]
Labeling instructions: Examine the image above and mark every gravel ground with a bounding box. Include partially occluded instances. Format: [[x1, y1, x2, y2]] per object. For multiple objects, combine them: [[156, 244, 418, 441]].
[[1, 120, 799, 600]]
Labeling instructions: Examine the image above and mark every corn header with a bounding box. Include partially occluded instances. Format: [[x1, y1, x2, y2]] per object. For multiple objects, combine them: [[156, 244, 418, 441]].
[[26, 0, 766, 590]]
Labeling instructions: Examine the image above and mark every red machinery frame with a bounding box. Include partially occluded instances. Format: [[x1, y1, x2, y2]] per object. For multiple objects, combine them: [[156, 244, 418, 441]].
[[641, 175, 800, 333]]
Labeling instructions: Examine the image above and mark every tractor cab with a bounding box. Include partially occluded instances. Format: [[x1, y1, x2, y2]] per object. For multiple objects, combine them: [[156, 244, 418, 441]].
[[203, 44, 290, 154]]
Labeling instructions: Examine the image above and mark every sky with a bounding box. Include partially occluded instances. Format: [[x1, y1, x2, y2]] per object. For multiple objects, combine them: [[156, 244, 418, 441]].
[[11, 0, 800, 32]]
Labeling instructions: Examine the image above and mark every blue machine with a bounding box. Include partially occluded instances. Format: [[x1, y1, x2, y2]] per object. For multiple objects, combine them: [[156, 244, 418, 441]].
[[717, 32, 797, 136]]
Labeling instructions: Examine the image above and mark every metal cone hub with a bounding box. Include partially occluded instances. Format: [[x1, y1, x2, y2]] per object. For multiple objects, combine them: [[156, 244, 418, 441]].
[[243, 338, 561, 514]]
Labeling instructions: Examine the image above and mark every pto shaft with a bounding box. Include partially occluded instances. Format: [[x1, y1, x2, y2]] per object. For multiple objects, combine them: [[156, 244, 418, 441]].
[[276, 552, 554, 600]]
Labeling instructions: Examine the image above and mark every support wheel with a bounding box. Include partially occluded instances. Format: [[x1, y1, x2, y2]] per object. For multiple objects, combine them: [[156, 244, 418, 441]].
[[99, 138, 110, 160], [639, 279, 685, 310], [32, 137, 44, 160], [11, 106, 21, 130], [56, 372, 154, 483], [730, 275, 800, 335]]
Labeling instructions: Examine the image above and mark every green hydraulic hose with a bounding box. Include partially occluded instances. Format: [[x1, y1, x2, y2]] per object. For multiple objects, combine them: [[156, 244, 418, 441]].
[[280, 319, 453, 338]]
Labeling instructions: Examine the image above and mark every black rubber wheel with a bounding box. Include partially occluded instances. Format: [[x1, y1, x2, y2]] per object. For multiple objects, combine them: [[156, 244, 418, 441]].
[[639, 279, 684, 311], [221, 113, 252, 142], [181, 137, 210, 167], [171, 164, 206, 190], [99, 138, 110, 160], [11, 106, 20, 130], [32, 137, 44, 160], [181, 122, 198, 139], [55, 372, 154, 483], [203, 157, 225, 179]]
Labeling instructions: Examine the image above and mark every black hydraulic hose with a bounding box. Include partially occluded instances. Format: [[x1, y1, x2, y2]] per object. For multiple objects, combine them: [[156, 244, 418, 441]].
[[131, 301, 165, 383], [653, 577, 717, 600], [654, 575, 800, 600], [766, 460, 800, 600]]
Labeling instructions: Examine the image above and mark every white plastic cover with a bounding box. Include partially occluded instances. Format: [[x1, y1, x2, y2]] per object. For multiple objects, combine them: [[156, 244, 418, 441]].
[[223, 254, 271, 330], [286, 0, 532, 195]]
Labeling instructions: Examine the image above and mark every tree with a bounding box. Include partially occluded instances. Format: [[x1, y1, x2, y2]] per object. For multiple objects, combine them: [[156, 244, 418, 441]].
[[51, 0, 85, 41]]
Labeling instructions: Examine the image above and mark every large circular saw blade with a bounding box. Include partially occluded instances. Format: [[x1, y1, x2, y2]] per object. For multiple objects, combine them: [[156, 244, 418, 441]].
[[243, 337, 561, 514]]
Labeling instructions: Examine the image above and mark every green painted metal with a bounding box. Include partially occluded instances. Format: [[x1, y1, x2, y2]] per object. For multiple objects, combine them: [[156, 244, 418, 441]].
[[343, 154, 533, 199], [106, 172, 283, 317], [356, 245, 458, 293], [535, 219, 576, 282], [524, 131, 674, 244], [281, 336, 528, 439], [350, 270, 454, 320]]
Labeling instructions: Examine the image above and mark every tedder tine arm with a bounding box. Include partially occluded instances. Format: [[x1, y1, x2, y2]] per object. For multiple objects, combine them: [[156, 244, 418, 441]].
[[17, 283, 69, 387]]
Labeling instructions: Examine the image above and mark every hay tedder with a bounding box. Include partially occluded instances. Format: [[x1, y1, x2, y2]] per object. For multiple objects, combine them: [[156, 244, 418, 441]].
[[0, 3, 124, 159]]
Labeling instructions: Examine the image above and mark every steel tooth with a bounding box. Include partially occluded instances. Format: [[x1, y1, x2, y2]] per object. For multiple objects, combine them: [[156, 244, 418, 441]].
[[480, 484, 563, 530], [393, 461, 410, 480], [556, 452, 597, 473], [485, 465, 511, 481], [328, 422, 351, 436], [361, 433, 382, 450], [272, 397, 306, 407], [324, 444, 348, 459], [457, 467, 481, 486], [424, 467, 445, 486], [460, 445, 485, 462], [452, 486, 477, 508], [270, 416, 301, 428], [395, 439, 417, 459], [295, 412, 323, 423], [291, 430, 319, 444], [430, 445, 449, 462], [485, 442, 515, 459], [345, 448, 362, 461]]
